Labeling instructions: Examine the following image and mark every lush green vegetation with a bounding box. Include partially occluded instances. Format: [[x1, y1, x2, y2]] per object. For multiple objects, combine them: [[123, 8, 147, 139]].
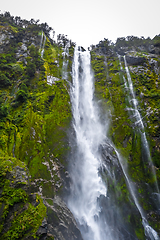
[[0, 11, 74, 239]]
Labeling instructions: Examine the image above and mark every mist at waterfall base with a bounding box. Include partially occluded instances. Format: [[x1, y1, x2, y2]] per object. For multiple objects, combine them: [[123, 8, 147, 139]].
[[66, 47, 160, 240]]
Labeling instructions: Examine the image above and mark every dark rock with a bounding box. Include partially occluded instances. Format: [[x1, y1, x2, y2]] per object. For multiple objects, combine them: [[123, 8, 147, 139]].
[[149, 58, 158, 71], [148, 44, 156, 54], [43, 196, 83, 240], [37, 226, 47, 236], [29, 193, 40, 207], [117, 48, 127, 56], [99, 141, 118, 164], [78, 46, 86, 52], [116, 47, 135, 56], [37, 218, 48, 236], [125, 55, 146, 66], [99, 141, 122, 180]]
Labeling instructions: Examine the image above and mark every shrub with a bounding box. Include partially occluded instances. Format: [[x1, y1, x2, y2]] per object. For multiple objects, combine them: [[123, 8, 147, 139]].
[[26, 62, 36, 77], [16, 90, 28, 102], [0, 73, 11, 87], [0, 105, 9, 118]]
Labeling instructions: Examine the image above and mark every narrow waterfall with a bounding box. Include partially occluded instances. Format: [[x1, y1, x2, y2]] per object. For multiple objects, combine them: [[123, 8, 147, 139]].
[[41, 33, 46, 58], [118, 55, 128, 90], [40, 31, 44, 50], [123, 56, 160, 196], [62, 42, 70, 81], [115, 149, 160, 240], [120, 56, 160, 239]]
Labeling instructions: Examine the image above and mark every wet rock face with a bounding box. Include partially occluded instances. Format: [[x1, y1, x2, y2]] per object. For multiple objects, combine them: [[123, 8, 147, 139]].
[[99, 141, 122, 178], [38, 196, 83, 240], [36, 217, 48, 237], [118, 54, 146, 66]]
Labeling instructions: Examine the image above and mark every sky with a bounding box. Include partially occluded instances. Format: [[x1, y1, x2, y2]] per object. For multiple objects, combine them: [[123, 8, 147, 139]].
[[1, 0, 160, 48]]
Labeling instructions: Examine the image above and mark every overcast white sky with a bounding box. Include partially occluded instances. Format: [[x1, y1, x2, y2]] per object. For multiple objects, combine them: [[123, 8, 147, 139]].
[[1, 0, 160, 48]]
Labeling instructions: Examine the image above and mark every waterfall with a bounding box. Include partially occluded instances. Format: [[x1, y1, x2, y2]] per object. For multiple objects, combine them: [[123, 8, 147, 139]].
[[123, 56, 160, 196], [68, 46, 114, 240], [120, 56, 160, 239], [40, 31, 44, 50], [118, 55, 128, 90], [62, 41, 70, 80], [115, 149, 160, 240], [40, 32, 46, 58]]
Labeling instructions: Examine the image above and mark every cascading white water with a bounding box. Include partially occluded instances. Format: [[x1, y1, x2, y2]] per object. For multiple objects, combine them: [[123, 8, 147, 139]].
[[41, 33, 46, 58], [114, 149, 160, 240], [68, 46, 114, 240], [118, 55, 128, 90], [124, 56, 144, 129], [40, 31, 44, 50]]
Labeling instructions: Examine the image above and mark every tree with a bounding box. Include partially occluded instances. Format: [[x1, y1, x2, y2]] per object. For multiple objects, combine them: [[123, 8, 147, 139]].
[[26, 62, 36, 77], [0, 73, 11, 87], [16, 89, 28, 102]]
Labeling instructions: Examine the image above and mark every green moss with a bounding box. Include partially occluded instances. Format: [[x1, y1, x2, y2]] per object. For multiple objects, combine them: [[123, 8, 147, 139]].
[[2, 195, 46, 239], [46, 199, 53, 205], [135, 227, 145, 240], [0, 156, 26, 176], [43, 37, 63, 79], [1, 187, 28, 219]]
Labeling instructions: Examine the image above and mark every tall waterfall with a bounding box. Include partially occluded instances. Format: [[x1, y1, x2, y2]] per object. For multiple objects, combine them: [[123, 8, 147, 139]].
[[68, 46, 113, 240], [67, 47, 160, 240]]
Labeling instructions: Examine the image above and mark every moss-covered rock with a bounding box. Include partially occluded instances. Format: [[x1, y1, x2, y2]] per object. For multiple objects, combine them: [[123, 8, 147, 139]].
[[0, 156, 46, 239]]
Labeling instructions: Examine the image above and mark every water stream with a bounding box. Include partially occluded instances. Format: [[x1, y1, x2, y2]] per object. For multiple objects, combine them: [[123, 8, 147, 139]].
[[115, 149, 159, 240], [123, 56, 160, 196], [62, 42, 70, 81], [40, 32, 46, 58]]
